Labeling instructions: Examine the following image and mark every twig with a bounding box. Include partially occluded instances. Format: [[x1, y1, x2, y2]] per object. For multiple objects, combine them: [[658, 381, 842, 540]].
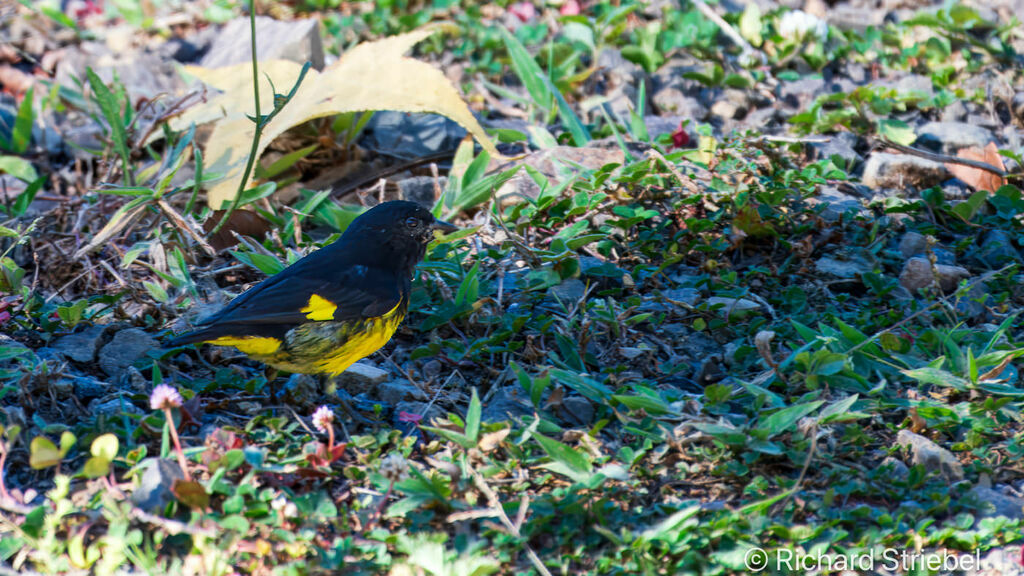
[[645, 149, 701, 195], [130, 507, 217, 537], [690, 0, 765, 65], [209, 6, 312, 235], [775, 422, 818, 514], [757, 135, 831, 144], [157, 200, 216, 256], [877, 139, 1009, 177], [470, 468, 553, 576]]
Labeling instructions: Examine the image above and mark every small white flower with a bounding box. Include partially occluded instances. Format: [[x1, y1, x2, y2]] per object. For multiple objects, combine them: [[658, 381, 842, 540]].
[[150, 384, 183, 410], [271, 495, 298, 518], [778, 10, 828, 42], [312, 405, 334, 433], [379, 452, 409, 482]]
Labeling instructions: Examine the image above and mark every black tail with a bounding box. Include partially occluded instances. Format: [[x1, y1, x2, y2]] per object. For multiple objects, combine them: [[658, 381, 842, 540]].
[[164, 326, 223, 348]]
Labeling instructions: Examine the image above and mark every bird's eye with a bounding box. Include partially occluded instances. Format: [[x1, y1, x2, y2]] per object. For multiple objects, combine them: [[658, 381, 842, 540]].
[[405, 217, 420, 228]]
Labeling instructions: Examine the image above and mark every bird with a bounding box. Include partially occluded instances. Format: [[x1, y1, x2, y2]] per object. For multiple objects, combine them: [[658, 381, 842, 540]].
[[167, 200, 457, 376]]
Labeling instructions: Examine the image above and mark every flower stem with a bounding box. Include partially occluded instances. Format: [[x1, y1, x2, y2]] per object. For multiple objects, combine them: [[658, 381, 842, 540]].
[[163, 407, 193, 482]]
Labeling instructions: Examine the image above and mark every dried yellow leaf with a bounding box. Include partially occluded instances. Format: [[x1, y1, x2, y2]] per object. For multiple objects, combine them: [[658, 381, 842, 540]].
[[168, 27, 501, 208]]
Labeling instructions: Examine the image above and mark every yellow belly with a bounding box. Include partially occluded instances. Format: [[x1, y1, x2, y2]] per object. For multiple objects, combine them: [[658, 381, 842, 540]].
[[205, 303, 405, 376]]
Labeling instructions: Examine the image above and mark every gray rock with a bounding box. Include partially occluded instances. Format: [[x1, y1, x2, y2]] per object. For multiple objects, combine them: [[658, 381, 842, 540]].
[[815, 254, 872, 279], [52, 325, 109, 364], [548, 278, 586, 304], [899, 232, 928, 259], [861, 152, 949, 190], [90, 395, 145, 418], [132, 457, 185, 512], [281, 373, 318, 408], [974, 229, 1020, 266], [894, 74, 935, 98], [880, 456, 909, 480], [200, 17, 324, 70], [597, 48, 643, 89], [710, 99, 746, 121], [559, 396, 595, 425], [651, 88, 707, 119], [1014, 92, 1024, 122], [676, 329, 725, 360], [826, 3, 886, 31], [98, 328, 157, 377], [394, 400, 444, 424], [338, 362, 389, 386], [809, 186, 865, 221], [955, 283, 989, 320], [895, 429, 964, 484], [481, 386, 533, 423], [808, 133, 862, 168], [899, 257, 971, 293], [779, 76, 826, 109], [618, 346, 651, 360], [377, 381, 425, 405], [915, 122, 995, 154], [967, 477, 1024, 519], [940, 99, 969, 123], [396, 176, 444, 208], [706, 297, 761, 314], [65, 374, 110, 400], [363, 111, 466, 160], [966, 547, 1024, 576], [55, 42, 184, 100], [662, 288, 701, 306]]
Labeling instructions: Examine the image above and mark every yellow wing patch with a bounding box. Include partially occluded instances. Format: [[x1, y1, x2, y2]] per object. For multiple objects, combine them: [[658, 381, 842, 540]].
[[300, 294, 338, 321], [207, 336, 282, 355]]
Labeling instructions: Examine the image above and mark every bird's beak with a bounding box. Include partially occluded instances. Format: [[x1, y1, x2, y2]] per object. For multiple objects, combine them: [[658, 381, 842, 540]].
[[431, 219, 459, 235]]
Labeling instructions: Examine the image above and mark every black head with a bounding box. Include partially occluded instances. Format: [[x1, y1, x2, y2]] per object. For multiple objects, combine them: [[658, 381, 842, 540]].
[[340, 201, 457, 272]]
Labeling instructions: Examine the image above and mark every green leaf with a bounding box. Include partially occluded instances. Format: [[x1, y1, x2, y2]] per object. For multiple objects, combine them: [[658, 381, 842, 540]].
[[877, 118, 916, 146], [91, 433, 119, 461], [901, 366, 970, 391], [82, 456, 112, 479], [757, 401, 825, 437], [818, 394, 868, 423], [172, 479, 210, 508], [951, 190, 987, 222], [255, 143, 318, 180], [86, 69, 133, 183], [0, 156, 37, 182], [465, 388, 481, 444], [29, 436, 62, 469], [9, 87, 34, 155], [535, 432, 592, 478], [612, 394, 670, 415], [499, 27, 551, 111], [9, 176, 45, 218]]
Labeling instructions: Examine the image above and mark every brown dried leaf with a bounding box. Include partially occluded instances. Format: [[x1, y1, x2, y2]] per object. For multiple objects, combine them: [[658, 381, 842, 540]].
[[203, 209, 271, 251], [944, 142, 1006, 192]]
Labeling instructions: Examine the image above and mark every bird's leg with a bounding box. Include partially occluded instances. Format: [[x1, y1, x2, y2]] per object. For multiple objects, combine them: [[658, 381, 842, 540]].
[[325, 376, 374, 425], [266, 368, 280, 405]]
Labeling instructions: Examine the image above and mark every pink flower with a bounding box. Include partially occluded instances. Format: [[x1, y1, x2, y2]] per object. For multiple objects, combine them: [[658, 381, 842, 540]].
[[560, 0, 581, 16], [150, 384, 183, 410], [398, 411, 423, 424], [508, 2, 537, 22], [312, 405, 334, 433], [671, 123, 691, 149]]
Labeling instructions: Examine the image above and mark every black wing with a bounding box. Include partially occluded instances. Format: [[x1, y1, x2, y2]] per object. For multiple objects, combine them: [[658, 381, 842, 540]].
[[168, 259, 403, 345]]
